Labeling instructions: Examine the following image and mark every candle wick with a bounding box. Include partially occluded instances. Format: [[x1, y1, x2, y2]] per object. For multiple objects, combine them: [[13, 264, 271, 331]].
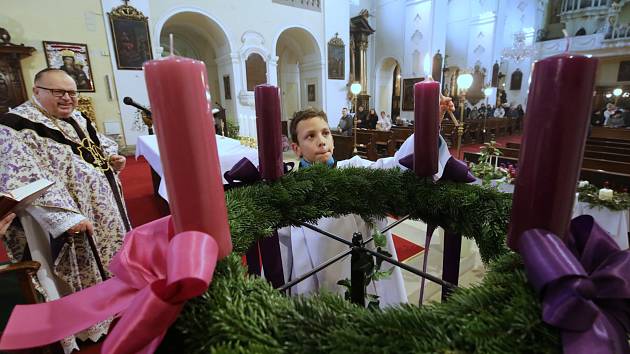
[[562, 29, 570, 52], [169, 33, 174, 56]]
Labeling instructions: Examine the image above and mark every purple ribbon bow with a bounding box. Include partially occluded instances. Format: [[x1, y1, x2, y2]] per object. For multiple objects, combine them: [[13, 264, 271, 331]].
[[399, 154, 475, 183], [222, 157, 291, 288], [519, 215, 630, 354], [223, 157, 294, 187]]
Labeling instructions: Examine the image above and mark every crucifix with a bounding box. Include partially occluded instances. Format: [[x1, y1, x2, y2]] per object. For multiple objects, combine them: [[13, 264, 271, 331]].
[[122, 0, 130, 6]]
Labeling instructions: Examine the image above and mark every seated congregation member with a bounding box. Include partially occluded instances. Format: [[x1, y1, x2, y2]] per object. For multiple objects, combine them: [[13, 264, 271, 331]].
[[337, 107, 354, 136], [281, 108, 407, 306], [0, 68, 131, 351], [366, 108, 379, 129], [493, 104, 506, 118], [376, 110, 392, 131], [356, 105, 368, 128]]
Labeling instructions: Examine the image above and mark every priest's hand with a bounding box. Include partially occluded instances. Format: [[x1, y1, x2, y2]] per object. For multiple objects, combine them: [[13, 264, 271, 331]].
[[439, 95, 455, 117], [0, 213, 16, 237], [68, 219, 94, 236], [439, 95, 455, 125], [109, 155, 126, 172]]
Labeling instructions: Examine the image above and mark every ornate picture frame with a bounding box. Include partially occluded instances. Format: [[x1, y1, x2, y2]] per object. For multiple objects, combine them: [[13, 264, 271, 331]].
[[108, 3, 153, 70], [510, 69, 523, 90], [327, 34, 344, 80], [618, 61, 630, 82], [43, 41, 95, 92], [402, 77, 423, 111], [223, 75, 232, 100], [307, 84, 316, 102]]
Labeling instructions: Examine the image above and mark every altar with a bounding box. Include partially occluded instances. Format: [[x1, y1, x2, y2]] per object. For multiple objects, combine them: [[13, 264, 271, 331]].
[[135, 134, 258, 201]]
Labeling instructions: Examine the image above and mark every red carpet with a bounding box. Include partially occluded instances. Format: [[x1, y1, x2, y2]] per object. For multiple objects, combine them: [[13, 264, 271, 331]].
[[119, 156, 169, 227], [392, 234, 424, 262]]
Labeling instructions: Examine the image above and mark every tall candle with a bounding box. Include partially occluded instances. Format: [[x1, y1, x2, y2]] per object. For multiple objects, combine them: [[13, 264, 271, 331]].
[[255, 85, 284, 181], [413, 79, 440, 177], [508, 54, 597, 250], [144, 56, 232, 259]]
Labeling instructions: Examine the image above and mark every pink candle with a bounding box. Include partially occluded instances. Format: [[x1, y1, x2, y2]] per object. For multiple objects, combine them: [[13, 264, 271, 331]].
[[255, 85, 284, 181], [144, 56, 232, 259], [508, 54, 597, 250], [413, 79, 440, 177]]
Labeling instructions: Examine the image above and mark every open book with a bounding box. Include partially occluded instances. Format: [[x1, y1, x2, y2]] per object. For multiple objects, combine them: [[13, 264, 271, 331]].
[[0, 179, 54, 218]]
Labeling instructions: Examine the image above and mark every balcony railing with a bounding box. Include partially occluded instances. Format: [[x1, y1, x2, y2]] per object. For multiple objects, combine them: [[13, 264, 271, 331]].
[[560, 0, 611, 12], [605, 22, 630, 40], [272, 0, 321, 12]]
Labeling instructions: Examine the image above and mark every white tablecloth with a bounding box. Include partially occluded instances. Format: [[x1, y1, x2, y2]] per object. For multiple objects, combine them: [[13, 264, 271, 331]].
[[135, 134, 258, 201], [472, 178, 629, 250], [573, 201, 629, 250]]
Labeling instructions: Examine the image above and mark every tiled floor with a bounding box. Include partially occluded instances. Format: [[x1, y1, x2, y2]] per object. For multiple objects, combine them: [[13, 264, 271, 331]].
[[386, 217, 486, 304]]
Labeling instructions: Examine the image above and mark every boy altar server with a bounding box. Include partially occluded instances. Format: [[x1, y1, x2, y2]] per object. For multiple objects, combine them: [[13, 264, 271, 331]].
[[280, 101, 456, 307]]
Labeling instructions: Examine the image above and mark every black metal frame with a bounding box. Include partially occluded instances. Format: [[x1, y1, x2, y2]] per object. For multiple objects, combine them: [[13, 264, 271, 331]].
[[279, 216, 459, 306]]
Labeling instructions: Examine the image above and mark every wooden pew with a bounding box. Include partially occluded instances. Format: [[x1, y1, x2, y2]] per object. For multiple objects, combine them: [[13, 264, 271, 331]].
[[463, 152, 630, 188], [509, 141, 630, 156], [498, 147, 630, 174], [391, 127, 413, 149], [586, 139, 630, 149], [372, 130, 396, 157], [590, 126, 630, 141], [332, 134, 354, 161], [354, 130, 378, 161]]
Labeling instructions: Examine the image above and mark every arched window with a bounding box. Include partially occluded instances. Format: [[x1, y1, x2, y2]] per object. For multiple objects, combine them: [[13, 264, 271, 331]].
[[575, 27, 586, 36], [246, 53, 267, 91]]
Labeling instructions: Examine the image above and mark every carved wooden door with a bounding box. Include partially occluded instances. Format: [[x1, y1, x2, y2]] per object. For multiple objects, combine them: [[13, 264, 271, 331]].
[[0, 54, 28, 114]]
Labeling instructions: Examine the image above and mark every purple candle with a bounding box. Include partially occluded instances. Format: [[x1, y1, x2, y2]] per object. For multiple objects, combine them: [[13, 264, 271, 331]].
[[508, 54, 598, 250], [255, 85, 284, 181], [413, 79, 440, 177]]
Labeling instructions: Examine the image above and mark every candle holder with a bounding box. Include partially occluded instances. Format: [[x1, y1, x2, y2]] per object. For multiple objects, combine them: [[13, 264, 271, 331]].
[[350, 82, 362, 154], [455, 73, 473, 159]]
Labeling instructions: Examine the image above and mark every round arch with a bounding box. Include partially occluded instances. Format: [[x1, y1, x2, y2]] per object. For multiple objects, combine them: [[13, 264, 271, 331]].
[[274, 26, 324, 121], [154, 8, 235, 130], [374, 57, 401, 118]]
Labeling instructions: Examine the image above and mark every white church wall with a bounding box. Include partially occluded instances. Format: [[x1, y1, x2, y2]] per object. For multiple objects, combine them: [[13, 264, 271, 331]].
[[148, 0, 325, 139], [596, 57, 630, 86], [443, 0, 539, 108], [372, 0, 404, 116], [324, 0, 351, 129]]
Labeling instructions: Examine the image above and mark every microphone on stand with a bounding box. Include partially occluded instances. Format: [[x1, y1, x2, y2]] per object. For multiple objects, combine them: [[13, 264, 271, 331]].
[[123, 97, 152, 117]]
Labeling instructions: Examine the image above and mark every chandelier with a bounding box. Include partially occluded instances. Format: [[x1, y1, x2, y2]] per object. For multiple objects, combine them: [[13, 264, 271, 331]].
[[502, 31, 536, 62]]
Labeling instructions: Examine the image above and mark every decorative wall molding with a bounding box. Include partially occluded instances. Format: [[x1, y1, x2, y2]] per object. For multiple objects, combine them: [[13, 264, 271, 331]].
[[271, 0, 321, 12]]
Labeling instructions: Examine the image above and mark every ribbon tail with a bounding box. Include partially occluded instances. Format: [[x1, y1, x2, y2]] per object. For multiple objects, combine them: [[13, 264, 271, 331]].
[[102, 284, 184, 354], [562, 315, 629, 354], [0, 278, 135, 350]]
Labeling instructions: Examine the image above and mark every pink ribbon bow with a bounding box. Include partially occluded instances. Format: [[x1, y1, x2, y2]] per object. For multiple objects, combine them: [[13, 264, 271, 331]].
[[0, 215, 218, 354]]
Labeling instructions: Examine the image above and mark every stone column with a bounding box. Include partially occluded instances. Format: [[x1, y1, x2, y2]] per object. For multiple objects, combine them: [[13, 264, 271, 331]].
[[359, 39, 368, 93]]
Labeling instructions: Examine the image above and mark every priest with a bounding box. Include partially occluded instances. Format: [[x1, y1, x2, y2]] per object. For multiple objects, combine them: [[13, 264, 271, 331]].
[[0, 68, 130, 352]]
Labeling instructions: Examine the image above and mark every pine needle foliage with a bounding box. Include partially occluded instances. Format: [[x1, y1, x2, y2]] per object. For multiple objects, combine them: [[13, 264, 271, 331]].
[[173, 166, 561, 353]]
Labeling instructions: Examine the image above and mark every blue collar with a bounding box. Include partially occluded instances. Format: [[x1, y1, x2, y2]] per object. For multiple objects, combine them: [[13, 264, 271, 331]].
[[299, 156, 336, 168]]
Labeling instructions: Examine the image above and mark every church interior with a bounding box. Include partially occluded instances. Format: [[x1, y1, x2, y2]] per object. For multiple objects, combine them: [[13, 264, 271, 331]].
[[1, 0, 629, 353]]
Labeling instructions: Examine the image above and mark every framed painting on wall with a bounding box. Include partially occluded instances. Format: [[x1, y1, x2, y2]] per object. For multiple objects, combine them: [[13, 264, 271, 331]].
[[327, 34, 345, 80], [402, 77, 423, 111], [308, 84, 316, 102], [108, 3, 153, 70], [618, 61, 630, 82], [223, 75, 231, 100], [43, 41, 95, 92]]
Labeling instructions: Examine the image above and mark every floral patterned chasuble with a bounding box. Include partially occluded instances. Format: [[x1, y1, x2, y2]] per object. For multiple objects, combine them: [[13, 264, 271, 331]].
[[0, 101, 130, 351]]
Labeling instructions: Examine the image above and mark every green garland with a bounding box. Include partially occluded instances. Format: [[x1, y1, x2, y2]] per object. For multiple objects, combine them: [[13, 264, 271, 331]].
[[577, 184, 630, 211], [169, 166, 560, 353]]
